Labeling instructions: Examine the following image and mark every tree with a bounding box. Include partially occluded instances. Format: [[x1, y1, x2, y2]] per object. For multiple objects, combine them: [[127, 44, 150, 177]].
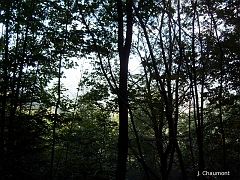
[[1, 0, 240, 179], [77, 0, 133, 179], [0, 0, 79, 178], [115, 0, 133, 179]]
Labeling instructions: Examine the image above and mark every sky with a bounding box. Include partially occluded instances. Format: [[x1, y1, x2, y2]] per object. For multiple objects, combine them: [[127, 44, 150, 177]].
[[54, 55, 141, 99]]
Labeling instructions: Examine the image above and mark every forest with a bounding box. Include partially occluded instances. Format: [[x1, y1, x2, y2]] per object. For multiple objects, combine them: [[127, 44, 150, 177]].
[[0, 0, 240, 179]]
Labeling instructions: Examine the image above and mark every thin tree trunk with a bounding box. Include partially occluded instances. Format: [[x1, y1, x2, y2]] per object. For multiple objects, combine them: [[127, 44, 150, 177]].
[[191, 1, 204, 177], [133, 4, 178, 179], [188, 94, 196, 176], [50, 57, 61, 179], [50, 2, 70, 177], [0, 1, 11, 177], [208, 5, 227, 174], [174, 0, 187, 178]]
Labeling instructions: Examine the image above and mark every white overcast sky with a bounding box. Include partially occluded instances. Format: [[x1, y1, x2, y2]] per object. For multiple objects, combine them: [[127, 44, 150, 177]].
[[56, 55, 141, 99]]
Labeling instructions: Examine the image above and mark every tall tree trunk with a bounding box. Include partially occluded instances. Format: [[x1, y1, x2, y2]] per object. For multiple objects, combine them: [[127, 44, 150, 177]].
[[191, 1, 204, 177], [115, 0, 132, 179], [208, 4, 227, 175], [50, 56, 61, 180], [77, 0, 133, 178], [50, 2, 70, 177], [0, 1, 11, 177]]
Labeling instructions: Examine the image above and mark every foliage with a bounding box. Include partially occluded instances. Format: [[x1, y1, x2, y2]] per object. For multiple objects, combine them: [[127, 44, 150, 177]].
[[0, 0, 239, 180]]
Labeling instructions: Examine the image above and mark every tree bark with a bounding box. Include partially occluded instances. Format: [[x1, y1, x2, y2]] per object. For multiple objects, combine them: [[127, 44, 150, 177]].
[[115, 0, 133, 179]]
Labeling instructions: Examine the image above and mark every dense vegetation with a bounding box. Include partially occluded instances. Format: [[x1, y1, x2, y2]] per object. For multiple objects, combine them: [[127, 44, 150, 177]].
[[0, 0, 239, 179]]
